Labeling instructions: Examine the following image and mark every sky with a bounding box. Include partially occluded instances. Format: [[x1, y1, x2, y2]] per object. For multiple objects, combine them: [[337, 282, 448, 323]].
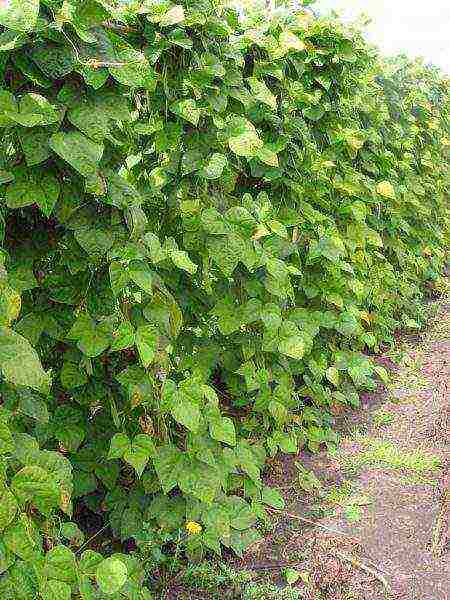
[[315, 0, 450, 71]]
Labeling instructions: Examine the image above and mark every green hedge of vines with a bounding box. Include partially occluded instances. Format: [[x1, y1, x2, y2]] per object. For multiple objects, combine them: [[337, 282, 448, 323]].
[[0, 0, 448, 597]]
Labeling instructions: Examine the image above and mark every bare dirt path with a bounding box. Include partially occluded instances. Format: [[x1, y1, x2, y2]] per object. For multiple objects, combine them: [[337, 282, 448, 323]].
[[236, 299, 449, 599]]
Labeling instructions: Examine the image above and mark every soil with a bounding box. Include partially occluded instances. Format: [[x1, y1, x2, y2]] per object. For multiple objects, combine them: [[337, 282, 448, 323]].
[[233, 298, 450, 599]]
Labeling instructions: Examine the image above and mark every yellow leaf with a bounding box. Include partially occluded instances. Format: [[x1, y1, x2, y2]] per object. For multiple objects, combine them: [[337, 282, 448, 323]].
[[360, 311, 372, 325], [376, 181, 395, 199], [280, 30, 306, 52], [186, 521, 202, 535], [252, 225, 270, 240]]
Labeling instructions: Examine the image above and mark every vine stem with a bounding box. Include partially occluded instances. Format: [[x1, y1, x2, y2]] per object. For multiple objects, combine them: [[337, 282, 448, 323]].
[[266, 507, 358, 539], [332, 550, 392, 595], [75, 525, 109, 555]]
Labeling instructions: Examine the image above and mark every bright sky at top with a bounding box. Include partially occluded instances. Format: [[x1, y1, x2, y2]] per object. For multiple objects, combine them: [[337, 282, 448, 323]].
[[315, 0, 450, 72]]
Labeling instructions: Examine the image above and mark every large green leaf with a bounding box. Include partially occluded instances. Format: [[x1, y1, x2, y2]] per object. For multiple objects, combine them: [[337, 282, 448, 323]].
[[171, 396, 201, 433], [44, 545, 77, 584], [170, 99, 200, 126], [226, 116, 263, 157], [8, 93, 59, 127], [209, 416, 236, 446], [49, 131, 103, 177], [0, 486, 18, 532], [96, 557, 128, 595], [0, 0, 39, 32], [109, 49, 157, 90], [11, 466, 60, 516], [135, 325, 158, 367], [4, 514, 41, 562], [6, 169, 60, 216], [40, 580, 71, 600], [0, 327, 51, 393]]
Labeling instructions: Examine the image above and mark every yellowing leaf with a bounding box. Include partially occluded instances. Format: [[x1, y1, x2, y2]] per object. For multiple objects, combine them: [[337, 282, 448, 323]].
[[257, 145, 279, 167], [376, 181, 395, 199], [159, 5, 185, 27], [280, 30, 306, 52], [0, 0, 39, 32]]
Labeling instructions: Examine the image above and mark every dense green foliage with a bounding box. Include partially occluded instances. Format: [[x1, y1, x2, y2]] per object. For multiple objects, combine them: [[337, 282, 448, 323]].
[[0, 0, 448, 597]]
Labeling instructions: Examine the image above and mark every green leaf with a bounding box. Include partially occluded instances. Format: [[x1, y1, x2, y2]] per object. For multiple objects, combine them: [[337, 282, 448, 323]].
[[6, 169, 60, 217], [128, 260, 154, 294], [0, 89, 17, 127], [135, 324, 158, 367], [247, 77, 277, 109], [0, 327, 51, 393], [79, 575, 96, 600], [178, 458, 221, 504], [109, 49, 157, 90], [123, 434, 155, 476], [68, 91, 132, 142], [170, 99, 200, 126], [0, 29, 27, 51], [75, 227, 114, 255], [60, 361, 88, 389], [0, 539, 15, 575], [11, 466, 61, 516], [226, 496, 257, 530], [0, 486, 18, 532], [202, 153, 228, 179], [49, 131, 103, 177], [60, 522, 84, 545], [44, 545, 77, 584], [143, 233, 165, 263], [326, 366, 339, 386], [376, 181, 395, 199], [209, 416, 236, 446], [19, 129, 52, 166], [108, 433, 131, 460], [171, 398, 201, 433], [152, 444, 186, 493], [9, 93, 59, 127], [261, 486, 285, 509], [4, 514, 41, 562], [77, 321, 111, 358], [40, 580, 71, 600], [109, 261, 130, 296], [169, 250, 197, 274], [0, 0, 39, 32], [256, 145, 279, 167], [278, 335, 305, 360], [0, 284, 21, 326], [0, 420, 14, 455], [284, 568, 300, 585], [227, 116, 263, 158], [110, 322, 135, 351], [96, 557, 128, 595]]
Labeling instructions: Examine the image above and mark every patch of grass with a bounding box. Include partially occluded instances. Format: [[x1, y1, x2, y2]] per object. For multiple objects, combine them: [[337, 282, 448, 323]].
[[243, 582, 305, 600], [179, 561, 252, 597], [322, 481, 372, 524], [342, 438, 441, 475], [397, 472, 439, 487], [174, 561, 310, 600], [372, 410, 394, 427]]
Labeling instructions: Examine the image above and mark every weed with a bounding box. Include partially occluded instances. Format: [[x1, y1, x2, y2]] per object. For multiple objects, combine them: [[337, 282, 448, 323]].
[[372, 410, 395, 427], [243, 582, 305, 600], [342, 439, 441, 474]]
